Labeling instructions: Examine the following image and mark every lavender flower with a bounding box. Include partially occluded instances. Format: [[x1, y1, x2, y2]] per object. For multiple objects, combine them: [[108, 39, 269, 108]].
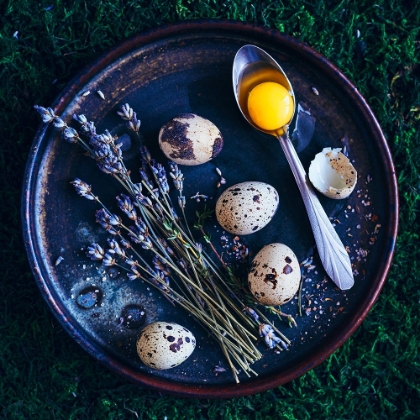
[[118, 104, 141, 133], [61, 126, 79, 143], [136, 193, 153, 208], [128, 219, 153, 249], [53, 117, 66, 128], [242, 306, 260, 323], [86, 243, 104, 260], [73, 114, 87, 124], [132, 183, 142, 195], [127, 229, 145, 245], [116, 194, 137, 220], [139, 146, 151, 163], [153, 255, 171, 277], [127, 112, 141, 133], [169, 161, 184, 191], [117, 103, 134, 121], [259, 324, 287, 350], [34, 105, 55, 123], [119, 237, 131, 249], [95, 209, 120, 235], [150, 270, 170, 292], [107, 238, 125, 257], [73, 114, 97, 137], [127, 266, 141, 281], [102, 252, 116, 267], [71, 178, 96, 200], [139, 170, 154, 191], [94, 144, 123, 174]]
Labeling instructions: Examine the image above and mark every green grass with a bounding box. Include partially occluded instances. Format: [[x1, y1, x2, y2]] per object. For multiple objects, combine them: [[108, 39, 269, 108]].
[[1, 0, 419, 418]]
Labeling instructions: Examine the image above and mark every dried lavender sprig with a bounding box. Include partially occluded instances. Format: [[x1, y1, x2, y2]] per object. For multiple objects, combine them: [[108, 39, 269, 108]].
[[253, 307, 291, 346], [116, 252, 260, 362], [117, 103, 141, 133], [38, 104, 292, 380], [73, 114, 97, 137], [72, 178, 97, 201], [116, 194, 137, 220], [34, 106, 92, 152], [34, 105, 55, 123], [86, 243, 104, 260], [259, 324, 288, 350], [95, 189, 264, 376]]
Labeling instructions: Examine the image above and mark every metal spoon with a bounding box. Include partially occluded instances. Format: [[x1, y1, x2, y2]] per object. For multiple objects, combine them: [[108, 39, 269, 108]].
[[233, 44, 354, 290]]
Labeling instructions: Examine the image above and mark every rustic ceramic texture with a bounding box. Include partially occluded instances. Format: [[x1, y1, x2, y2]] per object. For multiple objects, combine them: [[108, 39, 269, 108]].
[[22, 21, 398, 398]]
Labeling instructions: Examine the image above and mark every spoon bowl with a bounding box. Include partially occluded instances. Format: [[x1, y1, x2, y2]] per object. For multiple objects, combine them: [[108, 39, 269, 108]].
[[233, 45, 295, 137], [233, 45, 354, 290]]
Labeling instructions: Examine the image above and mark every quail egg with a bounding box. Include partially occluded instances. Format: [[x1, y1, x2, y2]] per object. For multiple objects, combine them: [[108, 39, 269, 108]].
[[248, 243, 301, 306], [308, 147, 357, 199], [158, 113, 223, 166], [215, 181, 279, 236], [136, 321, 196, 370]]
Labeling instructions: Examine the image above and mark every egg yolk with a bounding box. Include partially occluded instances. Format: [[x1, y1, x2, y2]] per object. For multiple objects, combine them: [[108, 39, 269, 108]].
[[247, 82, 294, 131]]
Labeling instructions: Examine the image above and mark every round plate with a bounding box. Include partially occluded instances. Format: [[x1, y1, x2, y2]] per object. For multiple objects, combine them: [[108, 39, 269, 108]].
[[23, 21, 398, 398]]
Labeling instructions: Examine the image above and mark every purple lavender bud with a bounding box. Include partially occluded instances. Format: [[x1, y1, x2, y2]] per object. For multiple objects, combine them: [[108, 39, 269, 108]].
[[73, 114, 87, 124], [71, 178, 96, 200], [52, 117, 66, 128], [132, 112, 141, 131], [107, 238, 125, 256], [61, 126, 79, 143], [34, 105, 55, 123], [102, 130, 114, 144], [86, 243, 104, 260], [127, 272, 139, 281], [119, 237, 131, 249], [128, 229, 144, 244], [178, 196, 186, 209], [102, 252, 116, 266], [117, 103, 133, 121], [108, 213, 121, 226], [116, 194, 137, 220]]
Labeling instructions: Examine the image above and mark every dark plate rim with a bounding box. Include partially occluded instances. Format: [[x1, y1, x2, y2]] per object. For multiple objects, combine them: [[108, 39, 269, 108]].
[[22, 19, 399, 398]]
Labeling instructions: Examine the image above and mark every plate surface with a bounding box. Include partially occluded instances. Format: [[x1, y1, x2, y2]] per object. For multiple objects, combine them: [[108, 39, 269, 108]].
[[23, 21, 398, 398]]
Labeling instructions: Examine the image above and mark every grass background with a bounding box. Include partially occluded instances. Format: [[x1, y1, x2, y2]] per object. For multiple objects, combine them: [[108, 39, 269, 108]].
[[1, 0, 419, 418]]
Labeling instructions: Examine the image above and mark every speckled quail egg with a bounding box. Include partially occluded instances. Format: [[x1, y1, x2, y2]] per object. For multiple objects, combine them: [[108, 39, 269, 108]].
[[248, 243, 301, 306], [215, 181, 279, 235], [136, 322, 196, 370], [158, 113, 223, 166], [308, 147, 357, 199]]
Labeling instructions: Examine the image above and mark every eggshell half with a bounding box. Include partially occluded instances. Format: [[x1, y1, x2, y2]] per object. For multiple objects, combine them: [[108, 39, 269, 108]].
[[308, 147, 357, 199]]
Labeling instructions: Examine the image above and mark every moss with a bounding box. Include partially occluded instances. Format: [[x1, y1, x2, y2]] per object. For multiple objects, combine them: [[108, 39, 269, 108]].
[[1, 1, 419, 419]]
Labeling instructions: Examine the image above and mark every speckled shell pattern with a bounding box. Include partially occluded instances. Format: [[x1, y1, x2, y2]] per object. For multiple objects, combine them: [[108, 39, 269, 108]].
[[308, 147, 357, 199], [248, 243, 301, 306], [158, 113, 224, 166], [215, 181, 279, 235], [136, 322, 196, 370]]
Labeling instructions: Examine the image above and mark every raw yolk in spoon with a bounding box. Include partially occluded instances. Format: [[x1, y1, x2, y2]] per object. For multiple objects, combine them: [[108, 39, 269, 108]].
[[247, 82, 294, 131]]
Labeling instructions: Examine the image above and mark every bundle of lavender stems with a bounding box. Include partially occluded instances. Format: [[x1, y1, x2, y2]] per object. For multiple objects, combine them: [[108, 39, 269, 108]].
[[34, 103, 291, 382]]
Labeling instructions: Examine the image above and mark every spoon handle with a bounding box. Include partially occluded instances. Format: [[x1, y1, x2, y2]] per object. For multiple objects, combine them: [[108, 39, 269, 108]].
[[277, 133, 354, 290]]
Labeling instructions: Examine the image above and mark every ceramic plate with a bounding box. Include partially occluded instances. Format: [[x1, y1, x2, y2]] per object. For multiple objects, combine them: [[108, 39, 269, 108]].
[[23, 21, 398, 398]]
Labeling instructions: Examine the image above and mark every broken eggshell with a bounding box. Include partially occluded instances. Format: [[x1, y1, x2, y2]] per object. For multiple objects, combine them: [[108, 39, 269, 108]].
[[308, 147, 357, 199]]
